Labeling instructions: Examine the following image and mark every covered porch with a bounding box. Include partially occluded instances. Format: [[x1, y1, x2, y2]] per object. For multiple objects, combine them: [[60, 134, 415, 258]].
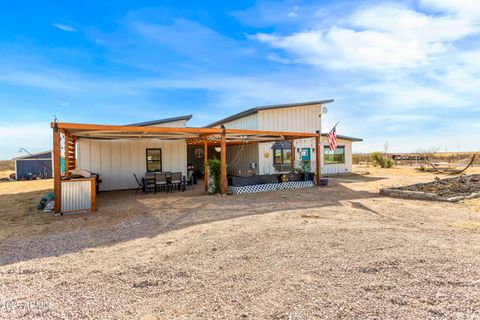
[[51, 121, 321, 214]]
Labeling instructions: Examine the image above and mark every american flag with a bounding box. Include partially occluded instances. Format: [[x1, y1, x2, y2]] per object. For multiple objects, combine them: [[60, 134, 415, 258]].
[[327, 125, 337, 151]]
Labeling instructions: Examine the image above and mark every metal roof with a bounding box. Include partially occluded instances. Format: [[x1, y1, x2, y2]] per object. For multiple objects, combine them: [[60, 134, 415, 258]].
[[271, 140, 292, 149], [269, 134, 362, 147], [127, 114, 192, 127], [14, 150, 53, 160], [204, 99, 334, 128], [320, 133, 363, 142]]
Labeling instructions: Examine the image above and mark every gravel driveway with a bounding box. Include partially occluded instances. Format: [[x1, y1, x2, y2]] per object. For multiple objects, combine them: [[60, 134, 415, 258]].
[[0, 168, 479, 319]]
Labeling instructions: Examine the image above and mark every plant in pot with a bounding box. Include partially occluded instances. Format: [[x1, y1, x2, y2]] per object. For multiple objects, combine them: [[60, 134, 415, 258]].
[[295, 160, 312, 181]]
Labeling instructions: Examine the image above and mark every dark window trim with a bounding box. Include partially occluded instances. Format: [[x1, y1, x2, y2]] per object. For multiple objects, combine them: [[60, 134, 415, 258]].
[[146, 148, 162, 172], [323, 145, 345, 164]]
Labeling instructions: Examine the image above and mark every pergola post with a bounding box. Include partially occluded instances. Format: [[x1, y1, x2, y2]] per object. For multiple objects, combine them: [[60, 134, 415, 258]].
[[220, 128, 227, 194], [53, 125, 62, 213], [204, 139, 208, 192], [315, 134, 321, 186], [290, 138, 295, 172]]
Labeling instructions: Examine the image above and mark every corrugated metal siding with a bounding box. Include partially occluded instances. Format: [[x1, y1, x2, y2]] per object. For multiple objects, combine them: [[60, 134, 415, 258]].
[[221, 106, 321, 174], [15, 159, 53, 178], [258, 105, 322, 133], [61, 180, 91, 212], [77, 139, 187, 191], [216, 114, 258, 130], [258, 138, 315, 175], [226, 143, 259, 176], [321, 138, 353, 174], [257, 138, 352, 175]]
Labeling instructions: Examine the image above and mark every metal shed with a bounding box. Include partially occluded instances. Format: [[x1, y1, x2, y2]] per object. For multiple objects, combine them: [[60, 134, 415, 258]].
[[14, 150, 58, 180]]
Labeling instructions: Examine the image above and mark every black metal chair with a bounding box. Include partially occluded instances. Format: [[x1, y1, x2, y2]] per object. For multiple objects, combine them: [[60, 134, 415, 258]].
[[133, 173, 143, 194]]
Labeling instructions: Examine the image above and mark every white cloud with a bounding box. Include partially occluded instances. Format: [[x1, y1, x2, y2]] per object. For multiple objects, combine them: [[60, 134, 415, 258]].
[[57, 100, 70, 107], [253, 2, 480, 71], [266, 53, 291, 64], [255, 26, 434, 70], [52, 23, 77, 32], [420, 0, 480, 20]]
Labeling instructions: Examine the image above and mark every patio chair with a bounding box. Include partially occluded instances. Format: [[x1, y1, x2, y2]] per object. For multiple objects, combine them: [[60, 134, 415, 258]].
[[133, 173, 143, 194], [171, 172, 182, 190], [155, 172, 167, 192], [142, 173, 157, 193]]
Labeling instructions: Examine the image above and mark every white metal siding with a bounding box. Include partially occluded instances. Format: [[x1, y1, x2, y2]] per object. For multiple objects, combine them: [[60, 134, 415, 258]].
[[321, 138, 353, 174], [77, 139, 187, 191], [257, 105, 322, 133], [226, 143, 259, 176], [257, 138, 352, 175], [258, 138, 316, 175], [217, 114, 258, 130], [61, 180, 91, 212]]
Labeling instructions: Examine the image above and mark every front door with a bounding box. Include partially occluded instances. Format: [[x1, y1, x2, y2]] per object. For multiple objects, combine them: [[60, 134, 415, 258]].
[[301, 148, 311, 161]]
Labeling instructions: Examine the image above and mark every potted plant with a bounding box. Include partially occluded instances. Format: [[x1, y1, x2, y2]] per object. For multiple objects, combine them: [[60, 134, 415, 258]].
[[295, 160, 312, 181]]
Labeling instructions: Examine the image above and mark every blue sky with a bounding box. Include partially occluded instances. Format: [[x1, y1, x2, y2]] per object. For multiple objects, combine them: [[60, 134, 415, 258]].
[[0, 0, 479, 159]]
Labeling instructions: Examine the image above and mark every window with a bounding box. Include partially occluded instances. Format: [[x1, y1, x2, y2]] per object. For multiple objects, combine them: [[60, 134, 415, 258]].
[[273, 148, 291, 164], [273, 148, 292, 172], [146, 149, 162, 172], [324, 146, 345, 164]]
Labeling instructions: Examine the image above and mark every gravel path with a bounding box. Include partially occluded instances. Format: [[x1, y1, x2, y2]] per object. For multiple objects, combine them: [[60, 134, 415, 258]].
[[1, 168, 479, 319]]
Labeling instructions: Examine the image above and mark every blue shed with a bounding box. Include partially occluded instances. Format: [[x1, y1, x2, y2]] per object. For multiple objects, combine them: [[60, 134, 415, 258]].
[[14, 150, 64, 180]]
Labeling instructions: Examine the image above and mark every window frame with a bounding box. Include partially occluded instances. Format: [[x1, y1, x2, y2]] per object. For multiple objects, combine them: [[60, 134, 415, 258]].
[[323, 145, 345, 164], [273, 148, 292, 165], [146, 148, 162, 172]]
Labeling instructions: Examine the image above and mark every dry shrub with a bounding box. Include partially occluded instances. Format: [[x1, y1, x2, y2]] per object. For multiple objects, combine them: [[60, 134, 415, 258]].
[[0, 160, 14, 171]]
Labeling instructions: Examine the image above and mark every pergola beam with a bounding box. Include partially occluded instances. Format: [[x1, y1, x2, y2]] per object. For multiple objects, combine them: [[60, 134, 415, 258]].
[[52, 121, 323, 204], [51, 122, 319, 139]]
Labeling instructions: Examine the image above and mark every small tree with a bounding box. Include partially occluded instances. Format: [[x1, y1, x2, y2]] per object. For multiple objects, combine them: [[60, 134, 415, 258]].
[[207, 159, 221, 194]]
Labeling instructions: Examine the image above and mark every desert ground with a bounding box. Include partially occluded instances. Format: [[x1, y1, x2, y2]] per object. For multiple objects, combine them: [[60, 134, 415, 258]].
[[0, 166, 479, 319]]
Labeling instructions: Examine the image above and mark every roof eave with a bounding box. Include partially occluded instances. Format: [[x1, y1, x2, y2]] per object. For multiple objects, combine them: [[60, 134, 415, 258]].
[[128, 114, 192, 127], [320, 133, 363, 142]]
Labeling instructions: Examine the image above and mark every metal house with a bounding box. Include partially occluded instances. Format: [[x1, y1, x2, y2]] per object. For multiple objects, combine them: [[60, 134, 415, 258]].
[[14, 150, 55, 180]]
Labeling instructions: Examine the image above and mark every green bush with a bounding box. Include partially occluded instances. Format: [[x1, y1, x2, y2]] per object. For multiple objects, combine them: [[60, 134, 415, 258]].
[[207, 159, 221, 194], [295, 160, 311, 173], [384, 158, 393, 168], [371, 152, 393, 168]]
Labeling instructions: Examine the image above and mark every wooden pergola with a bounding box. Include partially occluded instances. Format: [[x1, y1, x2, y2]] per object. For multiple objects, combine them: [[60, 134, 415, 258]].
[[51, 122, 321, 213]]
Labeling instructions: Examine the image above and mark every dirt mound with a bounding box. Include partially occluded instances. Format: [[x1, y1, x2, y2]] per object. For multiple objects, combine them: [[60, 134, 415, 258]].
[[398, 175, 480, 198]]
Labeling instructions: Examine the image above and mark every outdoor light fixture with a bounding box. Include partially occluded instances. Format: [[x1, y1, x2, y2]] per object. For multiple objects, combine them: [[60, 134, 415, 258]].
[[214, 147, 221, 152]]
